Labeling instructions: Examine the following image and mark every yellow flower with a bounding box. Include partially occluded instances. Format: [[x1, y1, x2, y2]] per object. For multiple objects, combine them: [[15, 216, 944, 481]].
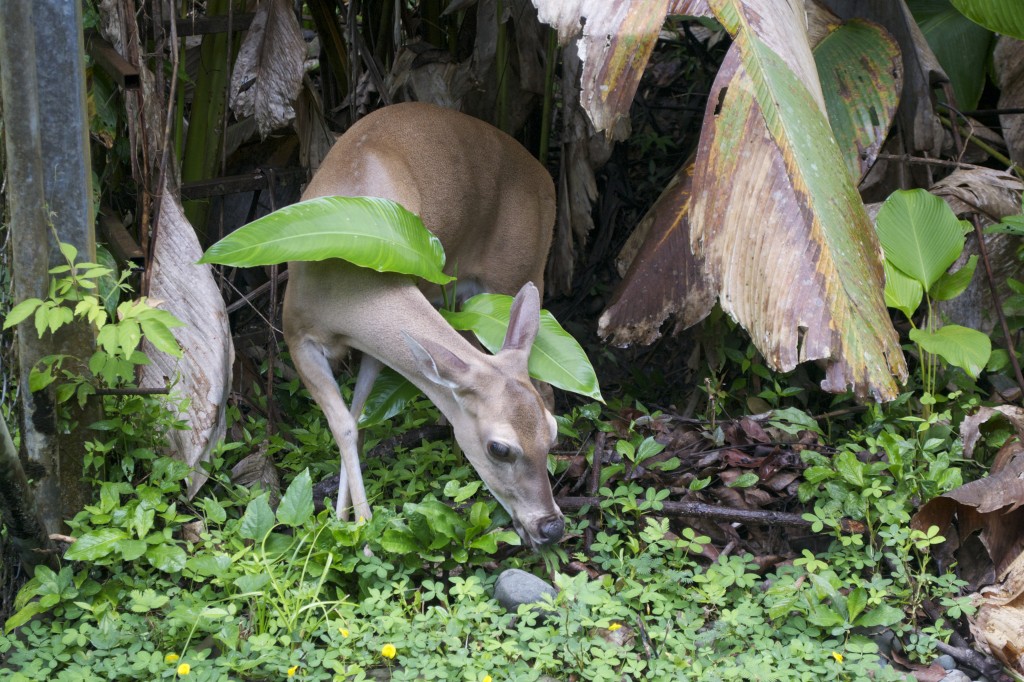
[[608, 623, 622, 632], [288, 665, 299, 676], [832, 652, 843, 663], [483, 675, 493, 682], [381, 643, 397, 659], [177, 663, 191, 676], [165, 653, 180, 664], [339, 627, 350, 637]]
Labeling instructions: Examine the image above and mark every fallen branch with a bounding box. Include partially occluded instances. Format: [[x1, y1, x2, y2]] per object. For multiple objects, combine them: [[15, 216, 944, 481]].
[[556, 496, 866, 534]]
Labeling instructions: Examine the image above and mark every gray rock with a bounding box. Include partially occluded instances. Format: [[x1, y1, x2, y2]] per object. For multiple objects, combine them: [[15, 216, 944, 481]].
[[939, 671, 970, 682], [936, 655, 958, 671], [872, 630, 897, 658], [493, 568, 558, 611]]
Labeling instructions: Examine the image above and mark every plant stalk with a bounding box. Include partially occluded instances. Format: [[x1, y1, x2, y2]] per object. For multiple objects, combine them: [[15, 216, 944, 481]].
[[971, 215, 1024, 404], [538, 26, 557, 165]]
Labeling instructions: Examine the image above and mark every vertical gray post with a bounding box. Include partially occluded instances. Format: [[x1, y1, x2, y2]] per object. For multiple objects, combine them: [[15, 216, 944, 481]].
[[0, 0, 97, 535]]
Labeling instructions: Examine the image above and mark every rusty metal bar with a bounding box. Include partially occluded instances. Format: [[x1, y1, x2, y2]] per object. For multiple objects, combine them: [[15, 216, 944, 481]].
[[0, 0, 97, 535], [159, 12, 256, 37], [98, 210, 145, 271], [84, 29, 140, 89], [180, 167, 307, 199]]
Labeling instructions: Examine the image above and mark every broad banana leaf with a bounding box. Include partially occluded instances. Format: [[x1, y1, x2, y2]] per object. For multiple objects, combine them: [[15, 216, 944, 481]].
[[229, 0, 306, 138], [824, 0, 948, 158], [601, 2, 906, 399], [598, 162, 716, 345], [140, 186, 234, 499], [813, 18, 902, 182], [994, 37, 1024, 169], [689, 0, 905, 399], [950, 0, 1024, 40], [907, 0, 993, 111], [531, 0, 710, 137]]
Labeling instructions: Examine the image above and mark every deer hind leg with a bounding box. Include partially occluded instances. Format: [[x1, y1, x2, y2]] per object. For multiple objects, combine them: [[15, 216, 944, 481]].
[[289, 338, 372, 522]]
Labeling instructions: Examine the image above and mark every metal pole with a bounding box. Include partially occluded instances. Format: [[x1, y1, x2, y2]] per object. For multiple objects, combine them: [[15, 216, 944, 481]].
[[0, 0, 97, 534]]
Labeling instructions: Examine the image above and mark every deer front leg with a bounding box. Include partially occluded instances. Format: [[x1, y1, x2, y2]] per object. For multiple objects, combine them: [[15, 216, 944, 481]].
[[289, 339, 372, 522]]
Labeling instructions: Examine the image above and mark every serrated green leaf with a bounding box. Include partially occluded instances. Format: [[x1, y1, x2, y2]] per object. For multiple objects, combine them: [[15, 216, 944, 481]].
[[3, 298, 43, 329], [277, 469, 314, 527], [834, 451, 865, 487], [726, 472, 759, 488], [441, 294, 603, 401], [239, 493, 275, 540], [118, 319, 142, 359], [469, 533, 498, 554], [807, 606, 845, 628], [803, 466, 836, 484], [199, 196, 453, 285], [65, 529, 128, 561], [4, 601, 46, 632], [910, 325, 991, 377], [59, 242, 78, 264], [856, 604, 905, 627], [234, 574, 270, 593], [186, 554, 232, 577], [407, 500, 464, 544], [380, 529, 419, 554], [198, 497, 228, 525], [140, 319, 182, 358], [847, 587, 868, 624], [118, 539, 147, 561], [146, 543, 187, 573]]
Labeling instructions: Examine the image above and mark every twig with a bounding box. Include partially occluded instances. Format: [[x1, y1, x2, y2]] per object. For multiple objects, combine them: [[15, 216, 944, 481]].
[[93, 386, 170, 396], [225, 269, 290, 314], [584, 432, 606, 553], [874, 153, 985, 171], [555, 496, 866, 534], [933, 641, 1004, 679], [971, 215, 1024, 405]]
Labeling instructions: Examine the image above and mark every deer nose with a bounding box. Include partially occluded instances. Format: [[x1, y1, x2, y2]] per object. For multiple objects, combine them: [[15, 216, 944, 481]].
[[536, 514, 564, 546]]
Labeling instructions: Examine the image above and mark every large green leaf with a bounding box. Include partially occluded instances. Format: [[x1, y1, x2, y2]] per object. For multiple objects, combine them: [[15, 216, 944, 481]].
[[910, 325, 991, 377], [930, 254, 977, 301], [908, 0, 993, 110], [951, 0, 1024, 40], [65, 529, 127, 561], [441, 294, 604, 402], [884, 261, 923, 320], [875, 189, 965, 290], [814, 19, 901, 182], [693, 0, 906, 400], [145, 543, 187, 573], [198, 196, 453, 285], [358, 367, 422, 428], [276, 468, 314, 527], [239, 492, 276, 540]]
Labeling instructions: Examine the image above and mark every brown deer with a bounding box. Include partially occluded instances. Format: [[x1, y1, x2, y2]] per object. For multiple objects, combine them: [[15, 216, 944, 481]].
[[282, 102, 564, 548]]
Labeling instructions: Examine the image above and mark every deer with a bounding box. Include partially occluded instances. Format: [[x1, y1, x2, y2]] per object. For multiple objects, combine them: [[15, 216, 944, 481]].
[[282, 102, 564, 549]]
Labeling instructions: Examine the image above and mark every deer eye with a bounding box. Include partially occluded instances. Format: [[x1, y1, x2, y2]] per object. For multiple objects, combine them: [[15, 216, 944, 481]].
[[487, 441, 515, 462]]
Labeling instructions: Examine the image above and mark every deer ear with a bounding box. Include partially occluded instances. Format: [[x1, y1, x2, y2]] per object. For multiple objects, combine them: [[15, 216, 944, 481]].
[[501, 283, 540, 353], [402, 331, 470, 390]]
